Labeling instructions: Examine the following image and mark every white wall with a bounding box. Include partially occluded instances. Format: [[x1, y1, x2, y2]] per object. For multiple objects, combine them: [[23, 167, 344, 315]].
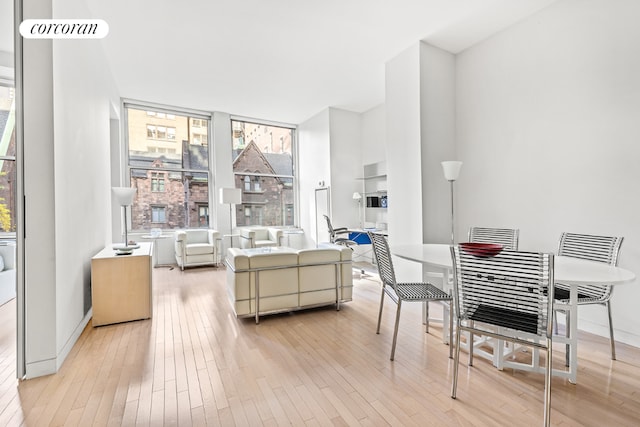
[[297, 108, 363, 247], [22, 0, 57, 376], [360, 104, 386, 166], [384, 42, 456, 281], [456, 0, 640, 346], [298, 109, 331, 247], [419, 42, 456, 245], [328, 108, 362, 229], [53, 27, 118, 365], [22, 0, 120, 377], [384, 41, 456, 247], [385, 43, 423, 249]]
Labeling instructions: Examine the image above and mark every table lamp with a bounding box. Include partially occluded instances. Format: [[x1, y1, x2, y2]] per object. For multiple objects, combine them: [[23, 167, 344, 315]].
[[112, 187, 140, 254], [441, 161, 463, 245]]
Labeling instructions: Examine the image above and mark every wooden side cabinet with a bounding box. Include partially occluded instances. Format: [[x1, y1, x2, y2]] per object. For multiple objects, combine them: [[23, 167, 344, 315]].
[[91, 242, 153, 327]]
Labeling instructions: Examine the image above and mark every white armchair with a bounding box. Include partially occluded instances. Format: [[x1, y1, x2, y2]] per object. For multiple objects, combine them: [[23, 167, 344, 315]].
[[239, 227, 284, 249], [175, 229, 221, 270]]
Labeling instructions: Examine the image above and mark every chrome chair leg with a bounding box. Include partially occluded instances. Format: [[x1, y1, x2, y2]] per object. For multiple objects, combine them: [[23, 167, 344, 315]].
[[565, 312, 570, 367], [544, 337, 553, 427], [607, 301, 616, 360], [468, 321, 475, 367], [390, 300, 402, 361], [451, 320, 462, 399], [449, 301, 454, 359], [424, 301, 430, 333], [376, 288, 385, 334]]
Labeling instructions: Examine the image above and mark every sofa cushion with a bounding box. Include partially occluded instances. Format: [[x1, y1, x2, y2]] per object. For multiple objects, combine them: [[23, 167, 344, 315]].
[[298, 248, 340, 264], [254, 240, 278, 248], [253, 229, 269, 240], [185, 243, 214, 256], [248, 252, 298, 269]]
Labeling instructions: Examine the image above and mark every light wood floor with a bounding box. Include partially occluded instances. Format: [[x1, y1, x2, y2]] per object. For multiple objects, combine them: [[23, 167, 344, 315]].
[[0, 266, 639, 426]]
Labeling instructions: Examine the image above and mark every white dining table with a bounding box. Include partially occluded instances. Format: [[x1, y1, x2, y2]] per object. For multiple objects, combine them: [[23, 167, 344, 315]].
[[392, 243, 636, 384]]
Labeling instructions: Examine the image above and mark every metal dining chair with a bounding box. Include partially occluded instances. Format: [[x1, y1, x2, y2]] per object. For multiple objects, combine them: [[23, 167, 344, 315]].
[[465, 227, 520, 363], [555, 232, 624, 360], [468, 226, 520, 250], [450, 246, 555, 427], [368, 232, 453, 361]]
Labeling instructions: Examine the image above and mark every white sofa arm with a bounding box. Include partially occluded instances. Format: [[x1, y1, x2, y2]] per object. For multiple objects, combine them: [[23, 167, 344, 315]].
[[239, 229, 255, 248], [207, 229, 221, 262], [207, 229, 221, 244], [174, 230, 187, 253], [226, 247, 249, 270], [267, 228, 284, 246], [175, 230, 187, 242]]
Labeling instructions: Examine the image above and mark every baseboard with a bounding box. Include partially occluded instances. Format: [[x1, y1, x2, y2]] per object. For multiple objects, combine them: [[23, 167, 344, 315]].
[[57, 309, 92, 371], [579, 318, 640, 349], [25, 309, 93, 379], [25, 358, 56, 379]]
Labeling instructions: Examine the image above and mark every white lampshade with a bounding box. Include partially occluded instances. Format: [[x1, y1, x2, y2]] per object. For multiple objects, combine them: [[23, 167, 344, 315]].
[[219, 187, 242, 205], [352, 192, 362, 200], [441, 161, 463, 181], [112, 187, 136, 206]]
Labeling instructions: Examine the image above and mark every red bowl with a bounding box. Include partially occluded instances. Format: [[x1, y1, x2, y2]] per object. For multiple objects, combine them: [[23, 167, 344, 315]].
[[460, 242, 504, 257]]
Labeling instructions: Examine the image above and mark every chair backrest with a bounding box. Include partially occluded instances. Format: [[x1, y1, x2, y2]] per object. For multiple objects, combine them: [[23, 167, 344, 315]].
[[323, 215, 335, 235], [557, 232, 623, 300], [468, 227, 520, 250], [368, 232, 397, 290], [184, 229, 210, 244], [451, 246, 554, 337], [558, 232, 623, 265], [324, 214, 342, 243], [252, 228, 269, 240]]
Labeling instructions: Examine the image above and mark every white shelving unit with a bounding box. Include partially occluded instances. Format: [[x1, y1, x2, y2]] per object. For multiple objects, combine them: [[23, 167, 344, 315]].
[[362, 161, 387, 229]]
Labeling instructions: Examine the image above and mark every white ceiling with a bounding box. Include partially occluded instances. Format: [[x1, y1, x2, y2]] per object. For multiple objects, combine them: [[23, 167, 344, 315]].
[[5, 0, 560, 124]]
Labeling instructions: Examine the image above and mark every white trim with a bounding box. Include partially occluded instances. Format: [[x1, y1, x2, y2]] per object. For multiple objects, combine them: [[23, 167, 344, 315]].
[[25, 357, 56, 379], [25, 308, 93, 379], [230, 114, 296, 130], [122, 98, 211, 120], [56, 308, 92, 372]]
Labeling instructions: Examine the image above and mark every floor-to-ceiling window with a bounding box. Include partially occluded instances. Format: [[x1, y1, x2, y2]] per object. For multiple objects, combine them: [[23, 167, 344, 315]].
[[231, 118, 296, 227], [0, 85, 16, 236], [124, 102, 211, 231]]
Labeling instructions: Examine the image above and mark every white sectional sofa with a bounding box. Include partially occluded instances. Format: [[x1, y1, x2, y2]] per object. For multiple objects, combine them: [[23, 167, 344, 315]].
[[225, 245, 353, 323]]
